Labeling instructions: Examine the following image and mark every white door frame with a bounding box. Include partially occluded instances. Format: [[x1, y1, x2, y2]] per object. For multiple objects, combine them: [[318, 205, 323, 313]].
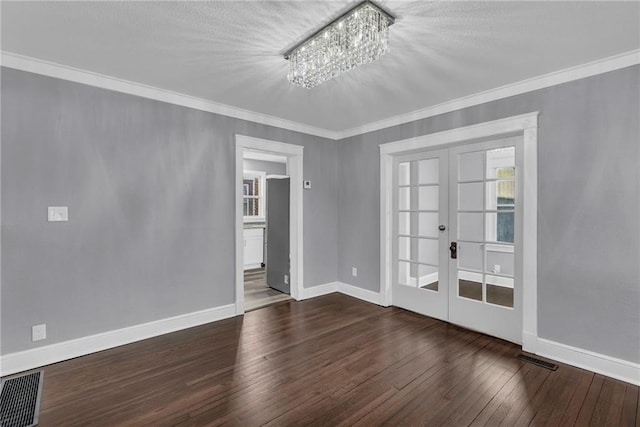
[[380, 112, 539, 348], [235, 135, 304, 315]]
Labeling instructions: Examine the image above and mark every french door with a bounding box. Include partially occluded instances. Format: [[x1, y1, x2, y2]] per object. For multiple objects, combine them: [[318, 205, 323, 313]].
[[392, 136, 523, 343]]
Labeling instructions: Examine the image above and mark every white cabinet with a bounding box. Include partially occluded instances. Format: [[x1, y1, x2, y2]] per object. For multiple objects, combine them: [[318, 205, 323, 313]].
[[243, 227, 264, 270]]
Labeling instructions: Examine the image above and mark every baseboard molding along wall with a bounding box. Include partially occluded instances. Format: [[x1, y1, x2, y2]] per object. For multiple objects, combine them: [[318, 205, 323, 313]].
[[298, 282, 338, 300], [298, 281, 384, 306], [1, 304, 237, 377], [3, 286, 636, 387], [337, 282, 384, 306], [523, 332, 640, 386]]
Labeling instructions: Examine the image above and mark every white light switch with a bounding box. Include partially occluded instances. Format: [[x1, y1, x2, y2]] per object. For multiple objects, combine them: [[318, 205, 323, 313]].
[[303, 180, 311, 189], [32, 324, 46, 341], [48, 206, 68, 222]]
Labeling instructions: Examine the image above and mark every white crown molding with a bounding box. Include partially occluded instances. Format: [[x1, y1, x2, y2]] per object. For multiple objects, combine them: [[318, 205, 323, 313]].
[[523, 333, 640, 387], [336, 49, 640, 140], [0, 303, 236, 377], [0, 51, 339, 140], [1, 49, 638, 141]]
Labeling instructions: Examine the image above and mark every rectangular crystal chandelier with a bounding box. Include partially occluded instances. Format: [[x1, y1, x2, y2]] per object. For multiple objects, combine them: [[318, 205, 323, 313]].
[[284, 1, 394, 89]]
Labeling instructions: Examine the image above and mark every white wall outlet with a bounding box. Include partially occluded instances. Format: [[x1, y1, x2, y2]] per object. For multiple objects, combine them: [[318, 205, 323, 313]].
[[284, 274, 289, 285], [494, 264, 501, 273], [303, 180, 311, 189], [48, 206, 68, 222], [32, 324, 46, 341], [352, 267, 358, 277]]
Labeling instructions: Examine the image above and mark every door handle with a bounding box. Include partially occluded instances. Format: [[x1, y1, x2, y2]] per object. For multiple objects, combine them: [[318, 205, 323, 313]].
[[449, 242, 457, 259]]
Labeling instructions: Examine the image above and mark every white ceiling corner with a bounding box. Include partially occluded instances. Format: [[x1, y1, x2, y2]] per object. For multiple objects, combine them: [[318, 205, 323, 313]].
[[1, 1, 638, 139]]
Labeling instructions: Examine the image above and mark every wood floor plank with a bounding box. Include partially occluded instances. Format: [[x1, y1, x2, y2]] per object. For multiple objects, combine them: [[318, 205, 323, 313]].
[[589, 376, 628, 426], [528, 364, 589, 426], [8, 293, 635, 427], [620, 383, 639, 427], [574, 374, 606, 425]]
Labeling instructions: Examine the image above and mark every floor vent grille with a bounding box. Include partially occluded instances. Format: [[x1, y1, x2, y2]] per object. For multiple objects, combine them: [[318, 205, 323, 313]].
[[517, 353, 558, 371], [0, 371, 44, 427]]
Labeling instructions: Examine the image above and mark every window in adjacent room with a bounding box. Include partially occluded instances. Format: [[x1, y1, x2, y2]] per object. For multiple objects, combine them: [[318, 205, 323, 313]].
[[243, 170, 266, 221]]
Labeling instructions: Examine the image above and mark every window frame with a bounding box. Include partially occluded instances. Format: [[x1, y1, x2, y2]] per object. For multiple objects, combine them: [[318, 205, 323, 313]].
[[243, 170, 266, 222]]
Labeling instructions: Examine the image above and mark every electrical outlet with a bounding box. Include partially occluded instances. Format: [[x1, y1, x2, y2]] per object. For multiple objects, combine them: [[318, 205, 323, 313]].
[[48, 206, 68, 222], [494, 264, 501, 274], [352, 267, 358, 277], [284, 274, 289, 285], [32, 324, 46, 342]]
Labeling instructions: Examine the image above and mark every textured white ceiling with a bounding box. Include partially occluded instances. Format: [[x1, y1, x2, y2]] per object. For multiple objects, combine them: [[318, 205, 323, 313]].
[[2, 1, 639, 133]]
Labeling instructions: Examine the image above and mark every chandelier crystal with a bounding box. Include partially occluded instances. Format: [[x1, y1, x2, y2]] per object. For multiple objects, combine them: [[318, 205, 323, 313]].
[[285, 1, 394, 89]]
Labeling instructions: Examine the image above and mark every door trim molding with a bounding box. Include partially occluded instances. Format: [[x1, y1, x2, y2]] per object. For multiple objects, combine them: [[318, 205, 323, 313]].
[[379, 112, 540, 344], [235, 135, 304, 314]]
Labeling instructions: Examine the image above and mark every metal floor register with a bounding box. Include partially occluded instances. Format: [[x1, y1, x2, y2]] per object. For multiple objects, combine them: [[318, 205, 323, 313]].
[[0, 371, 44, 427]]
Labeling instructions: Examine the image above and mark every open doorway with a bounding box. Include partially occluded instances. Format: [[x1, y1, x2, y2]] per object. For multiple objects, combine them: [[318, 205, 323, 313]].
[[235, 135, 304, 315], [242, 151, 292, 311]]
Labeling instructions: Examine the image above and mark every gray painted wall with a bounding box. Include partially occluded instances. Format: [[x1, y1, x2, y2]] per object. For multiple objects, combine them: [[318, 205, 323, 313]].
[[243, 159, 286, 176], [337, 65, 640, 364], [2, 64, 638, 366], [1, 68, 338, 354]]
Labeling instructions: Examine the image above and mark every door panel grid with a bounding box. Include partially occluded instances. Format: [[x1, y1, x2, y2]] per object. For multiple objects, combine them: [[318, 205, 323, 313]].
[[455, 146, 516, 307], [392, 136, 523, 343]]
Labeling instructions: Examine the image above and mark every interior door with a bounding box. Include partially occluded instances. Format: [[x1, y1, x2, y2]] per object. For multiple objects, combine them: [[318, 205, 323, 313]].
[[448, 137, 523, 343], [391, 136, 523, 344], [392, 149, 449, 321], [266, 177, 290, 294]]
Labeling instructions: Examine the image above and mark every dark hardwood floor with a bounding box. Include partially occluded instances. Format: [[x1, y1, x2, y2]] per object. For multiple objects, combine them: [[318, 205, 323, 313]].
[[31, 293, 638, 426]]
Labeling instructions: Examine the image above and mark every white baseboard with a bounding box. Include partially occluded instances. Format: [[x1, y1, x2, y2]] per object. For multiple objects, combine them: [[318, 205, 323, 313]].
[[0, 304, 237, 377], [523, 332, 640, 386], [337, 282, 384, 306], [7, 288, 634, 388], [298, 282, 338, 300], [297, 281, 384, 306]]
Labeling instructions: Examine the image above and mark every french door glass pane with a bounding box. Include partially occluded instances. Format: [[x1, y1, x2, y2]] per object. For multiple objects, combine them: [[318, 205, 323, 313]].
[[399, 187, 411, 210], [458, 242, 483, 271], [458, 151, 484, 181], [418, 213, 439, 237], [418, 159, 439, 184], [398, 261, 412, 286], [485, 248, 514, 276], [486, 212, 514, 243], [486, 147, 515, 179], [418, 186, 439, 210], [458, 271, 482, 301], [458, 212, 483, 242], [399, 237, 411, 261], [419, 264, 438, 290], [486, 285, 514, 307], [458, 182, 483, 211], [418, 238, 438, 265], [486, 180, 515, 210], [486, 275, 514, 307], [399, 212, 410, 235], [399, 162, 411, 185]]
